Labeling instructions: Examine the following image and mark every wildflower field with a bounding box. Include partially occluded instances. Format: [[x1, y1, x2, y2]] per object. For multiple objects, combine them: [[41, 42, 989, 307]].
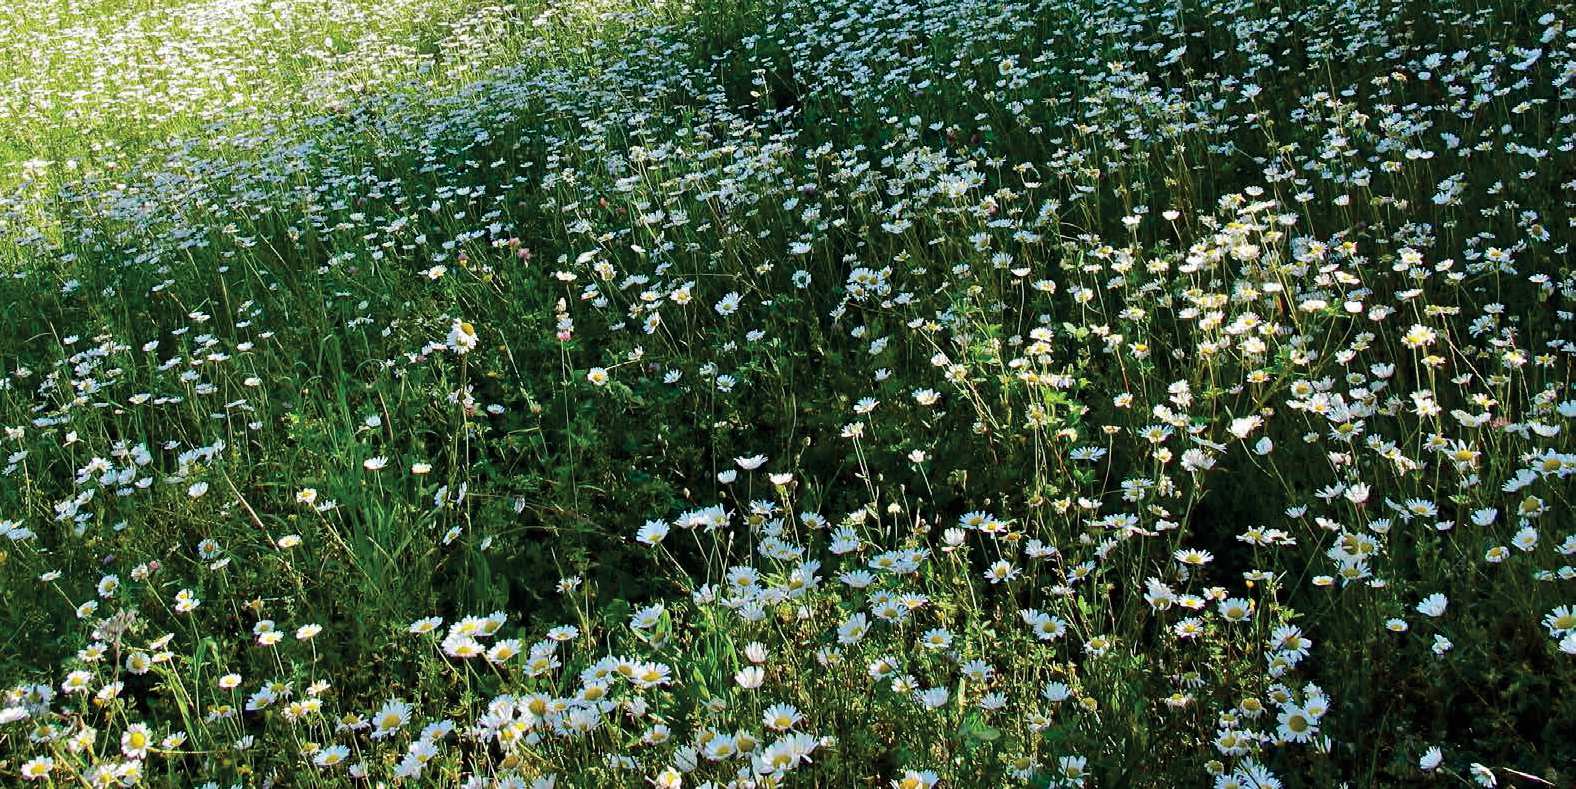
[[2, 0, 1575, 785]]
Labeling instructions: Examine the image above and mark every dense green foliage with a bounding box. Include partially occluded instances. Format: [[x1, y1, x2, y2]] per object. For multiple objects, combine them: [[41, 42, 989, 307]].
[[2, 0, 1574, 785]]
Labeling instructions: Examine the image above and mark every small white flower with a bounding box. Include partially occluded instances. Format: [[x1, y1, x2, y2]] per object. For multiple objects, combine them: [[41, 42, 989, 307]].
[[1419, 746, 1443, 771]]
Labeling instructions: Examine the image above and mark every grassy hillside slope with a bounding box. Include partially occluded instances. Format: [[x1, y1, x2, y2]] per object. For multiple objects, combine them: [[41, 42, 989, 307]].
[[1, 0, 1574, 785]]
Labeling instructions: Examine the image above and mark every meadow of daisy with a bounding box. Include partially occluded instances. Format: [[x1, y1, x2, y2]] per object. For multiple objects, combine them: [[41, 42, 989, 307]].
[[1, 0, 1574, 785]]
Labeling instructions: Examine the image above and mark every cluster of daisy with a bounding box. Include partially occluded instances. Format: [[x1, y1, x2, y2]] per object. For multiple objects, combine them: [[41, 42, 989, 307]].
[[2, 0, 1574, 784]]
